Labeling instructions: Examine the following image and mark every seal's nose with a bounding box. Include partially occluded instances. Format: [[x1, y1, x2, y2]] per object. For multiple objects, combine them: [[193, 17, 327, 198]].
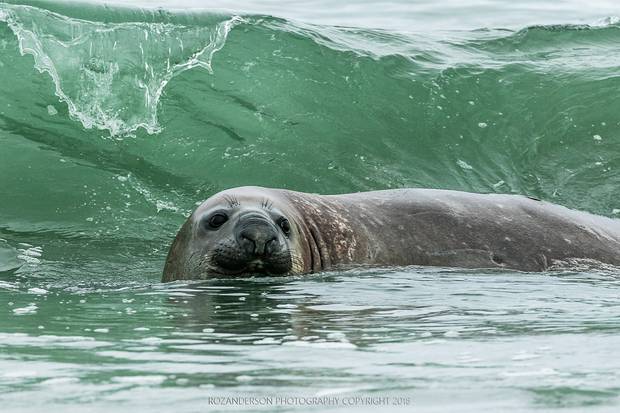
[[238, 217, 278, 257]]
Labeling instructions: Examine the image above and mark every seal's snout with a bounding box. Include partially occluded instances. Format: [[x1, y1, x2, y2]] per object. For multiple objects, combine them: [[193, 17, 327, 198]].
[[236, 215, 279, 257], [239, 225, 277, 256]]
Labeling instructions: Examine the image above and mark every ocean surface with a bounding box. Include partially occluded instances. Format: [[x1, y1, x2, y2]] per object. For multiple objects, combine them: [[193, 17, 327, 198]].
[[2, 0, 620, 411]]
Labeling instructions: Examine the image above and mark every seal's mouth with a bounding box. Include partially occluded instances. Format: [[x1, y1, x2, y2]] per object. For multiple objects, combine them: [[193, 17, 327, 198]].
[[246, 260, 266, 271], [208, 251, 293, 277]]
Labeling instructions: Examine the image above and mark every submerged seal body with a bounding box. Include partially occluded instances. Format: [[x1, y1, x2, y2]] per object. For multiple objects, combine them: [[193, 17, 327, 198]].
[[162, 186, 620, 281]]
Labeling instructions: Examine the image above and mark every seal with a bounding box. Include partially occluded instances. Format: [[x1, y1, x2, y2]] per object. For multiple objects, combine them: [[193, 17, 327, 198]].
[[162, 186, 620, 281]]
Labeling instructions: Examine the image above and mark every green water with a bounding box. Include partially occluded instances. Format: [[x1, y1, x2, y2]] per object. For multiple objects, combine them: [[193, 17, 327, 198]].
[[1, 0, 620, 411]]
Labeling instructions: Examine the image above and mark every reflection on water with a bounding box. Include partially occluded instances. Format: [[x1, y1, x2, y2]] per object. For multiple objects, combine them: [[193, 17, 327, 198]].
[[1, 268, 620, 412]]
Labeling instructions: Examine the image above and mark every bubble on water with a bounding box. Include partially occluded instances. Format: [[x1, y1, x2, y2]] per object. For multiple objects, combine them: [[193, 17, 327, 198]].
[[593, 134, 602, 141], [478, 122, 487, 128], [94, 328, 109, 333], [46, 105, 58, 116]]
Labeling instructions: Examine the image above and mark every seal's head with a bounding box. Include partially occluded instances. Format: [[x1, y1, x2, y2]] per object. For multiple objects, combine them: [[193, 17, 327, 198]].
[[163, 187, 305, 281]]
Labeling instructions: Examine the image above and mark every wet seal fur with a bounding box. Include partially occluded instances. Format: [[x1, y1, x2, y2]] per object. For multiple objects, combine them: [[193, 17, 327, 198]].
[[162, 186, 620, 281]]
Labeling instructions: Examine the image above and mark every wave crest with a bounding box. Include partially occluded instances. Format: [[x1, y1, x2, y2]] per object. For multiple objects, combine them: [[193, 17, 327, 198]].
[[0, 3, 242, 136]]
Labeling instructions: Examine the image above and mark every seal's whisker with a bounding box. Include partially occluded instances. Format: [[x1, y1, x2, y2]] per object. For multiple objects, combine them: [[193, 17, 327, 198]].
[[224, 195, 240, 208], [260, 198, 273, 211]]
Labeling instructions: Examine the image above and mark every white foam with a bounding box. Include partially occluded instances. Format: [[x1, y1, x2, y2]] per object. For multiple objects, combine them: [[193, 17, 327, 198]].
[[112, 375, 167, 385], [283, 340, 357, 349], [12, 303, 38, 315]]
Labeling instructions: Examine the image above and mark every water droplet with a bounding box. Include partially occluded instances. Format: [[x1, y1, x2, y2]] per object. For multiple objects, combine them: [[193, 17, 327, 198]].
[[46, 105, 58, 116], [457, 160, 474, 170]]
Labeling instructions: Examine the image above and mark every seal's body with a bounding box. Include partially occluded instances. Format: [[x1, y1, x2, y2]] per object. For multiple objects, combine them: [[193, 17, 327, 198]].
[[162, 187, 620, 281]]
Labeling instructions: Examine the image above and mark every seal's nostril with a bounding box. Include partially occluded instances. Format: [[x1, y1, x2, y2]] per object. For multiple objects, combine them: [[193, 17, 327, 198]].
[[238, 224, 278, 257], [240, 233, 256, 254], [265, 237, 277, 255], [252, 236, 276, 256]]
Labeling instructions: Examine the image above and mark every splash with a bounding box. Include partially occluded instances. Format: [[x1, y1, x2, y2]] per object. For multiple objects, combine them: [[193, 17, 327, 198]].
[[0, 3, 242, 136]]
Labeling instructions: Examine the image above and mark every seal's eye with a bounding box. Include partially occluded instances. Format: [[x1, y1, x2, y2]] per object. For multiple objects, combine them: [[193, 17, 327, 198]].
[[278, 218, 291, 236], [207, 213, 228, 229]]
